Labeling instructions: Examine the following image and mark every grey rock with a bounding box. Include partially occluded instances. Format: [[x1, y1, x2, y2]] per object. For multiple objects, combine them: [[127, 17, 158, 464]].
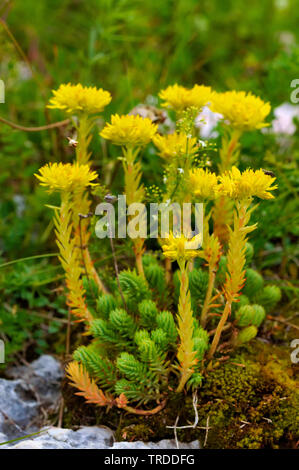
[[1, 426, 113, 449], [0, 355, 62, 440], [0, 378, 37, 437], [6, 354, 63, 406], [112, 439, 200, 449], [1, 426, 200, 449]]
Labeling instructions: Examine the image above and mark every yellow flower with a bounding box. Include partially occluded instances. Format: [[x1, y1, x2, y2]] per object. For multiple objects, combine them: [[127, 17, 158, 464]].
[[210, 91, 271, 131], [219, 166, 277, 200], [162, 232, 202, 262], [153, 132, 198, 160], [35, 162, 98, 193], [189, 168, 219, 200], [159, 84, 212, 112], [100, 114, 158, 147], [48, 83, 111, 115]]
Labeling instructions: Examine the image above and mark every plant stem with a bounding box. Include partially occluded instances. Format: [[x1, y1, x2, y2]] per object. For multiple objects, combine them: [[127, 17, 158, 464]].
[[123, 146, 146, 278], [165, 258, 172, 284], [207, 300, 232, 360], [76, 114, 93, 164], [123, 399, 167, 416], [176, 262, 197, 392], [219, 128, 241, 173], [135, 250, 145, 278], [84, 248, 108, 293], [0, 115, 70, 132], [201, 268, 216, 328]]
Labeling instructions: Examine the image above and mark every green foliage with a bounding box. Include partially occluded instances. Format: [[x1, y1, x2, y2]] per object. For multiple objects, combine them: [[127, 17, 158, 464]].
[[232, 294, 249, 314], [138, 299, 158, 329], [243, 268, 264, 298], [119, 269, 151, 307], [82, 276, 100, 304], [193, 325, 209, 360], [187, 372, 204, 389], [96, 294, 117, 319], [74, 269, 179, 404], [189, 268, 209, 305], [144, 262, 168, 302], [254, 285, 282, 312], [90, 308, 137, 350], [235, 304, 266, 327], [117, 352, 147, 381], [73, 345, 117, 392], [235, 325, 258, 345], [0, 260, 65, 364], [110, 309, 137, 339], [245, 242, 254, 266], [156, 311, 178, 345], [174, 267, 209, 315], [216, 255, 227, 285], [195, 345, 299, 448]]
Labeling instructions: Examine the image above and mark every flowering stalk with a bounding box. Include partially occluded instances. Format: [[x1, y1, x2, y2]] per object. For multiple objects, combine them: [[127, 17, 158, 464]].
[[162, 233, 201, 392], [123, 146, 146, 278], [35, 162, 100, 324], [210, 90, 271, 243], [218, 128, 241, 173], [208, 200, 256, 360], [47, 84, 112, 293], [54, 192, 93, 323], [71, 179, 107, 294], [213, 195, 234, 243], [176, 259, 198, 392], [213, 129, 241, 242], [75, 114, 94, 165], [100, 114, 158, 279], [73, 115, 107, 292], [200, 233, 222, 327]]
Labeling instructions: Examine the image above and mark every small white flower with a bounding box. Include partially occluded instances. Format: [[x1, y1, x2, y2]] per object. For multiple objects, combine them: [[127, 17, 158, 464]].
[[177, 168, 184, 174], [271, 103, 299, 135], [67, 137, 78, 147], [195, 106, 222, 138]]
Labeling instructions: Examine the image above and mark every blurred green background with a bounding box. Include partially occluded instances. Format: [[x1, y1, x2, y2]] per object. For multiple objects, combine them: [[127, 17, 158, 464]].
[[0, 0, 298, 363]]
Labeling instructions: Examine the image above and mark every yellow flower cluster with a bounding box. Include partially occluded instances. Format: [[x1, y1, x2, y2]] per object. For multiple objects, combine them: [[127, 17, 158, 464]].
[[159, 84, 212, 112], [189, 168, 219, 200], [48, 83, 111, 115], [210, 91, 271, 131], [153, 132, 198, 160], [100, 114, 158, 147], [35, 162, 98, 193], [219, 166, 277, 200], [162, 233, 202, 262]]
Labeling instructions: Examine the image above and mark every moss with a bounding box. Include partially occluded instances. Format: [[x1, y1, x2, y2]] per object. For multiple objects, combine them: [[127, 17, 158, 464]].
[[194, 341, 299, 448], [61, 340, 298, 448]]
